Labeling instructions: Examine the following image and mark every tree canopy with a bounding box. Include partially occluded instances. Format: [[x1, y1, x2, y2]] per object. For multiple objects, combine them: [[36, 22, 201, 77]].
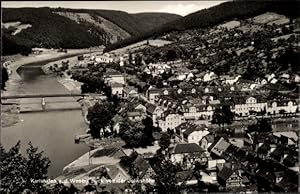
[[119, 117, 155, 148], [212, 105, 234, 127], [159, 133, 171, 151], [0, 141, 50, 193], [87, 101, 117, 139], [1, 66, 9, 90], [248, 118, 272, 133]]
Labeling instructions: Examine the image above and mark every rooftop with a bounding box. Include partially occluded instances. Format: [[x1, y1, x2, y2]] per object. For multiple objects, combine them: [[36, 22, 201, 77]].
[[173, 143, 204, 154]]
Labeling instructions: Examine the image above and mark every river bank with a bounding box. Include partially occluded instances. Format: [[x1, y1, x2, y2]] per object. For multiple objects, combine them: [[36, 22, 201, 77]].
[[1, 104, 20, 128]]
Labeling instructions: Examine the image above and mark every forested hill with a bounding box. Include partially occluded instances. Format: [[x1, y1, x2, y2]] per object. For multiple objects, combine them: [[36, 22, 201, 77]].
[[1, 7, 180, 55], [105, 0, 300, 52]]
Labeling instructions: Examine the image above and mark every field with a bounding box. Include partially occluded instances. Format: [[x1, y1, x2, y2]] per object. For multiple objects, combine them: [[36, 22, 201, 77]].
[[110, 39, 172, 54]]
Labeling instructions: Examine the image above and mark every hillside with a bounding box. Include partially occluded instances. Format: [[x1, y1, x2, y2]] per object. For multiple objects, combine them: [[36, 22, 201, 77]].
[[1, 7, 181, 55], [117, 11, 299, 81], [132, 12, 182, 33], [105, 0, 300, 52]]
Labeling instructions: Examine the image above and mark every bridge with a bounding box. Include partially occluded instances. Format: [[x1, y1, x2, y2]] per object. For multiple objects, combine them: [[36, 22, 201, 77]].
[[1, 93, 105, 113]]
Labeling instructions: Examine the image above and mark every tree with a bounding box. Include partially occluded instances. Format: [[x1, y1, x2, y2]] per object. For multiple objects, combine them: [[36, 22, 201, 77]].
[[166, 49, 177, 61], [0, 141, 50, 193], [87, 101, 116, 139], [159, 133, 171, 151], [222, 105, 234, 125], [212, 107, 224, 127], [119, 118, 155, 148], [248, 118, 272, 133], [25, 142, 51, 192], [153, 159, 181, 193], [119, 120, 145, 148], [212, 105, 234, 127], [1, 66, 9, 90]]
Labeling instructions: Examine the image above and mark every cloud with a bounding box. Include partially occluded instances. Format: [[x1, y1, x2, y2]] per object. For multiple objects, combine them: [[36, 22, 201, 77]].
[[157, 1, 226, 16]]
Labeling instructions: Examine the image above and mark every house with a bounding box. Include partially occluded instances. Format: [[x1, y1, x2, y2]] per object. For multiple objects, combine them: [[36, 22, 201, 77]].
[[232, 96, 267, 117], [176, 73, 187, 81], [208, 137, 231, 157], [111, 115, 123, 134], [123, 86, 138, 98], [158, 109, 183, 132], [171, 143, 205, 169], [136, 82, 149, 93], [145, 103, 164, 126], [176, 171, 198, 185], [267, 98, 298, 115], [146, 87, 161, 103], [199, 171, 218, 184], [147, 62, 171, 77], [200, 134, 215, 151], [104, 71, 125, 85], [207, 159, 226, 171], [95, 53, 113, 64], [133, 103, 147, 113], [181, 103, 217, 121], [228, 138, 244, 149], [127, 111, 145, 122], [96, 164, 130, 184], [220, 75, 241, 85], [203, 71, 217, 82], [131, 156, 156, 181], [266, 73, 276, 82], [273, 131, 298, 145], [175, 122, 209, 144], [111, 82, 124, 97], [217, 163, 243, 189], [186, 72, 194, 80]]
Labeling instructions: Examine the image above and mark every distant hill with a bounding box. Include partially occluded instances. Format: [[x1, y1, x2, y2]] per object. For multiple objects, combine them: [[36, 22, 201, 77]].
[[132, 12, 182, 32], [105, 0, 300, 52], [1, 7, 180, 55]]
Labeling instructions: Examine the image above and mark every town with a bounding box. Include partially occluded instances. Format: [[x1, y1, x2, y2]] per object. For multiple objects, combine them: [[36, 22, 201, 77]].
[[48, 11, 299, 193]]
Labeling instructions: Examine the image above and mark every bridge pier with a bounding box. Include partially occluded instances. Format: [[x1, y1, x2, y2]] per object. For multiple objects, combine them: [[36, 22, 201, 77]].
[[41, 97, 46, 111]]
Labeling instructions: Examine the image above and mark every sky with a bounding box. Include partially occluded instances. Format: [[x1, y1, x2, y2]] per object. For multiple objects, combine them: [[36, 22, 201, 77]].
[[2, 1, 227, 16]]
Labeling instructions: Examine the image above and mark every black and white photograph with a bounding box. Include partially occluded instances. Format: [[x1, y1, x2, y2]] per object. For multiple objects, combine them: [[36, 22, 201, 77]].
[[1, 0, 299, 193]]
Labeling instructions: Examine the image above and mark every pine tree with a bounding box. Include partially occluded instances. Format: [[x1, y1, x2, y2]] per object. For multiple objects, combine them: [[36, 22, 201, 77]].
[[0, 141, 51, 193], [25, 142, 51, 192], [0, 141, 27, 193]]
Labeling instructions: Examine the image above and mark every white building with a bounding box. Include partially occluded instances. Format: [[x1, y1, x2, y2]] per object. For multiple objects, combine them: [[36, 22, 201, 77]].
[[146, 88, 162, 103], [175, 122, 210, 144], [181, 104, 218, 120], [171, 143, 205, 168], [104, 72, 125, 85], [232, 96, 267, 117], [158, 109, 183, 132], [203, 72, 217, 82], [95, 53, 113, 64], [111, 82, 124, 97], [146, 62, 171, 77], [267, 99, 298, 114]]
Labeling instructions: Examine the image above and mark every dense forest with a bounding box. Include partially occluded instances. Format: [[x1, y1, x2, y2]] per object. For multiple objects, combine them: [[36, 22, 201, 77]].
[[1, 7, 180, 56], [104, 0, 300, 52], [2, 8, 105, 55]]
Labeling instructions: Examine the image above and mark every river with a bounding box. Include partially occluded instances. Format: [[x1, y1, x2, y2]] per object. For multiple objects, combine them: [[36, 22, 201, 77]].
[[1, 60, 89, 178]]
